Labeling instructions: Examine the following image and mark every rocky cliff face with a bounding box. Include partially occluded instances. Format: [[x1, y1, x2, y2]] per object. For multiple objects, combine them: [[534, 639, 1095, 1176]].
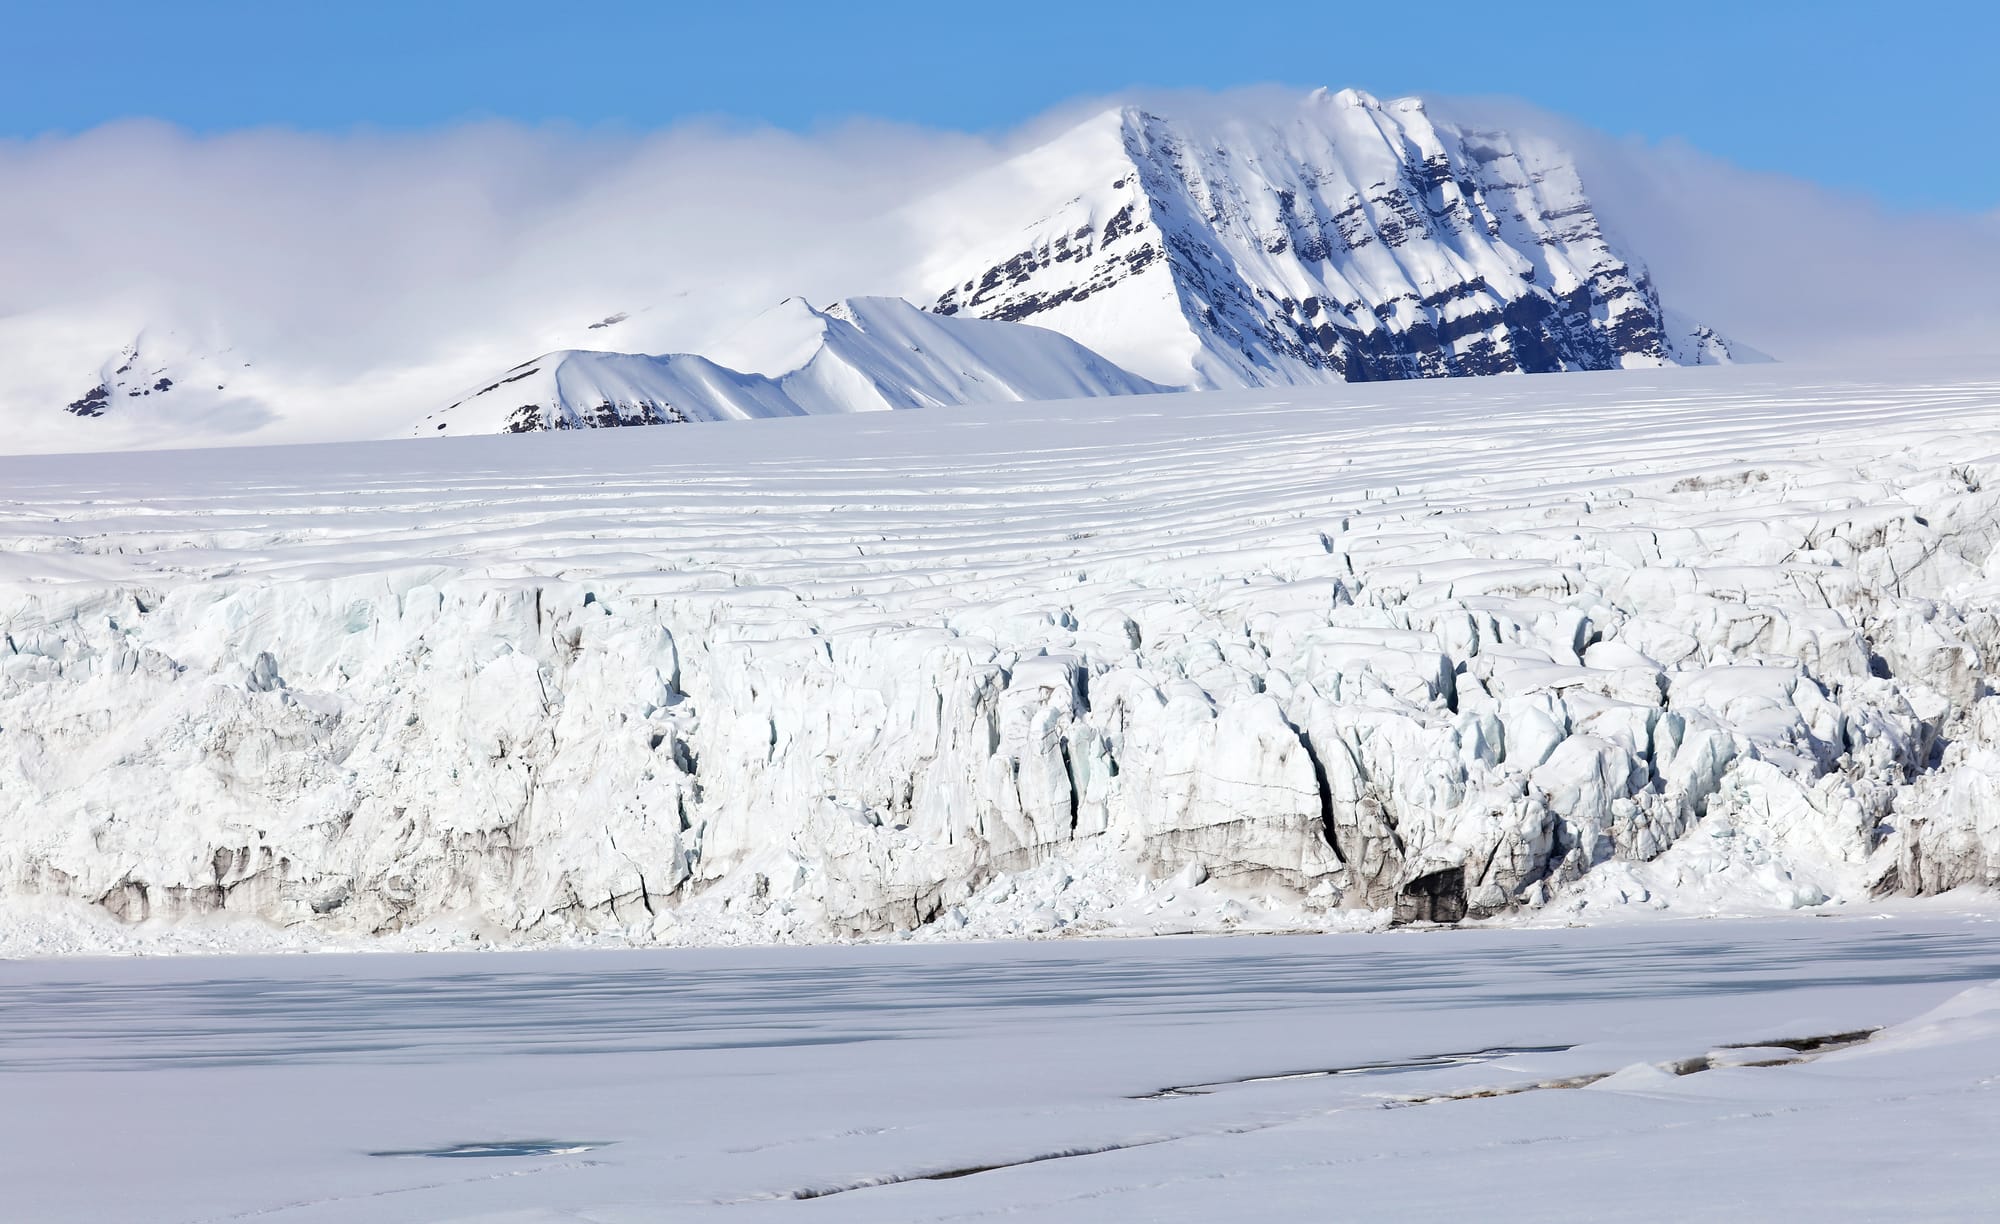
[[923, 89, 1747, 389]]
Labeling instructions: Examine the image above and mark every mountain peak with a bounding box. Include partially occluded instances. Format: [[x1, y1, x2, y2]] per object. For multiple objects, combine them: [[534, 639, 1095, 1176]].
[[920, 90, 1738, 389], [1313, 86, 1387, 110], [707, 295, 838, 378]]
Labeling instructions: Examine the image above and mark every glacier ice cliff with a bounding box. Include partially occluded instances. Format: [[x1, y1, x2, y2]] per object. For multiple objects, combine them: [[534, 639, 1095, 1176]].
[[2, 365, 1998, 948]]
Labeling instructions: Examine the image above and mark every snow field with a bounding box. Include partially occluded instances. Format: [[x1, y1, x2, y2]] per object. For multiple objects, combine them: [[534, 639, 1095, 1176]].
[[3, 915, 1999, 1221], [3, 362, 2000, 950]]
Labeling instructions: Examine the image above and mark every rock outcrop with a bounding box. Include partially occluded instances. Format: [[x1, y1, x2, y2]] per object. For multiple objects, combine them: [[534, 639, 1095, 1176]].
[[921, 89, 1752, 388]]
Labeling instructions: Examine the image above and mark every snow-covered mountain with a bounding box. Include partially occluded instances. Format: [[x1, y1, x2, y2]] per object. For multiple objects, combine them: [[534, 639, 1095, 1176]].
[[418, 94, 1751, 439], [416, 296, 1168, 435], [56, 330, 271, 432], [19, 87, 1764, 450], [917, 88, 1749, 388]]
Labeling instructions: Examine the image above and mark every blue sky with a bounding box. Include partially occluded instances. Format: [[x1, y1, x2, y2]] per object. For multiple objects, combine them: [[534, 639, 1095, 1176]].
[[1, 0, 1991, 210]]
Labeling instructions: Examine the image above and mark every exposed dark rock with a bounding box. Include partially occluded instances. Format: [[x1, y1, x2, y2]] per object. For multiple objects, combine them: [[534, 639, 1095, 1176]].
[[1393, 867, 1467, 925], [928, 98, 1712, 388], [65, 385, 111, 417], [505, 399, 680, 434]]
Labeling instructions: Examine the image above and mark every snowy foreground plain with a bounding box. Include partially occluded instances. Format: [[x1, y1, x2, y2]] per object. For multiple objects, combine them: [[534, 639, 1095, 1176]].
[[7, 362, 2000, 949], [4, 913, 2000, 1221]]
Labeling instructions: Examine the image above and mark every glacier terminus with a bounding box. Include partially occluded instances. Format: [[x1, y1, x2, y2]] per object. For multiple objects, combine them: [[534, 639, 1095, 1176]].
[[4, 362, 1998, 950]]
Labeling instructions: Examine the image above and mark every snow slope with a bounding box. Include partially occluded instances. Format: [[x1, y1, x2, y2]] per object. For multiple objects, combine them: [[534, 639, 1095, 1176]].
[[413, 296, 1168, 435], [5, 916, 2000, 1222], [48, 328, 276, 438], [919, 89, 1752, 388], [4, 362, 2000, 949]]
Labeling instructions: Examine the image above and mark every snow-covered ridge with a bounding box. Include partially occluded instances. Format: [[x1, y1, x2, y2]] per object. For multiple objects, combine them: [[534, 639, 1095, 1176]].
[[920, 89, 1748, 388], [3, 363, 1998, 949], [56, 329, 273, 434], [414, 296, 1168, 435]]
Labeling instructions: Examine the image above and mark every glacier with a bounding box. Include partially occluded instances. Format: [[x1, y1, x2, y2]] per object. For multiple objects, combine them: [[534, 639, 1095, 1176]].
[[2, 360, 1999, 952]]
